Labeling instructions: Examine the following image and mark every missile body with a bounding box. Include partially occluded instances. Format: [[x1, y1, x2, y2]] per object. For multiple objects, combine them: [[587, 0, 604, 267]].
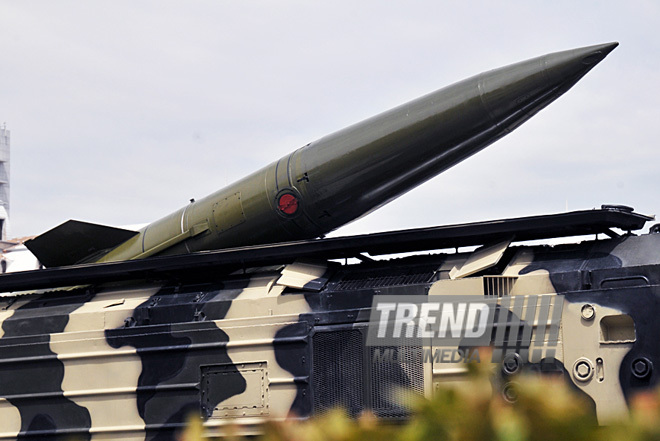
[[27, 43, 618, 266]]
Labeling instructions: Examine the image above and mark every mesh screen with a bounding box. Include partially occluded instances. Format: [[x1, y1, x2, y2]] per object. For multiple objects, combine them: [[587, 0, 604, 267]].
[[331, 270, 436, 291], [312, 328, 425, 418], [371, 346, 424, 417], [312, 329, 364, 416]]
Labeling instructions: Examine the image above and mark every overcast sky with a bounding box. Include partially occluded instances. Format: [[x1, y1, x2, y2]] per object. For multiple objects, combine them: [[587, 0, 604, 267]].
[[1, 1, 659, 240]]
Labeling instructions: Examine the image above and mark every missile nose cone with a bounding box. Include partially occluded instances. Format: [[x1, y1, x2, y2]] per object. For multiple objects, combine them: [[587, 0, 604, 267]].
[[540, 41, 618, 90], [551, 41, 619, 73], [478, 42, 618, 127], [579, 42, 619, 65]]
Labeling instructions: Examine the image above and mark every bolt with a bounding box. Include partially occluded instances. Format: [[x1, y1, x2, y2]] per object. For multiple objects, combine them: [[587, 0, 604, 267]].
[[502, 353, 522, 375], [581, 304, 595, 321], [576, 362, 591, 378], [573, 358, 594, 382], [502, 383, 518, 403], [632, 358, 653, 379]]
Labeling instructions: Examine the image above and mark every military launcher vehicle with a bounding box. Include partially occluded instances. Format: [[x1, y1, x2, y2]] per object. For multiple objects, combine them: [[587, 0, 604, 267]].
[[0, 43, 650, 440]]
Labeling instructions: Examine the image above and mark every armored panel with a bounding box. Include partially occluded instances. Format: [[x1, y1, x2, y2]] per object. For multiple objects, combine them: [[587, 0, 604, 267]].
[[278, 260, 330, 291], [201, 362, 268, 419], [213, 192, 246, 233]]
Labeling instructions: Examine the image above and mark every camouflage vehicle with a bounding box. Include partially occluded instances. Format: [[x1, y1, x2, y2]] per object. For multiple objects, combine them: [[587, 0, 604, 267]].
[[0, 43, 645, 440], [1, 205, 658, 440]]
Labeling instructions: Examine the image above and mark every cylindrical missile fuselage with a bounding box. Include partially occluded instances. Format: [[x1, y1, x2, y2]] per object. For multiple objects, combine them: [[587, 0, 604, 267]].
[[97, 43, 617, 263]]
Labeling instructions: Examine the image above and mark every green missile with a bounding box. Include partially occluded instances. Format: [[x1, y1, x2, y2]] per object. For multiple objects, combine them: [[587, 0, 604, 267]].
[[26, 42, 618, 267]]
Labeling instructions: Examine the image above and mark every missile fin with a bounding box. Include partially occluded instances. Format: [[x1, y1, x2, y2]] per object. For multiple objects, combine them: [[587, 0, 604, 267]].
[[25, 220, 139, 267]]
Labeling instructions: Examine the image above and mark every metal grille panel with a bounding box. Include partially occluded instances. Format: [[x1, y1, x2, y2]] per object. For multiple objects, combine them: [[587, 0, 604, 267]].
[[312, 330, 364, 415], [483, 276, 517, 297], [371, 347, 424, 417], [332, 271, 435, 291]]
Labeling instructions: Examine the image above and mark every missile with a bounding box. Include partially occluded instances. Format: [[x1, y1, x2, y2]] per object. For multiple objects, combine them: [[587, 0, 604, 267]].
[[25, 42, 618, 267]]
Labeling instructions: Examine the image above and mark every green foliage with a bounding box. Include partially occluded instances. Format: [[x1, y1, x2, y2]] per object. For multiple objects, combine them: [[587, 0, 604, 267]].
[[180, 359, 660, 441]]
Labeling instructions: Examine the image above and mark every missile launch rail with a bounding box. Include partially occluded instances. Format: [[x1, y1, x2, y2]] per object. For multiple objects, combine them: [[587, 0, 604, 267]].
[[0, 205, 651, 294]]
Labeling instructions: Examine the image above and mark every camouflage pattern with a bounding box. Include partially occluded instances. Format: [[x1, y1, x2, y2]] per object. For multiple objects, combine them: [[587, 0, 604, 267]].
[[2, 223, 660, 439]]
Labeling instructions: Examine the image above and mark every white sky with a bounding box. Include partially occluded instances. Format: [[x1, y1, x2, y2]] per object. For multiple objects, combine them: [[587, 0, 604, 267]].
[[1, 1, 659, 239]]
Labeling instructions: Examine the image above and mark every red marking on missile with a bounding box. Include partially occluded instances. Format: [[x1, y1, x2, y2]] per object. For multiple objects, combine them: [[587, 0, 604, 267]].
[[278, 194, 298, 215]]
